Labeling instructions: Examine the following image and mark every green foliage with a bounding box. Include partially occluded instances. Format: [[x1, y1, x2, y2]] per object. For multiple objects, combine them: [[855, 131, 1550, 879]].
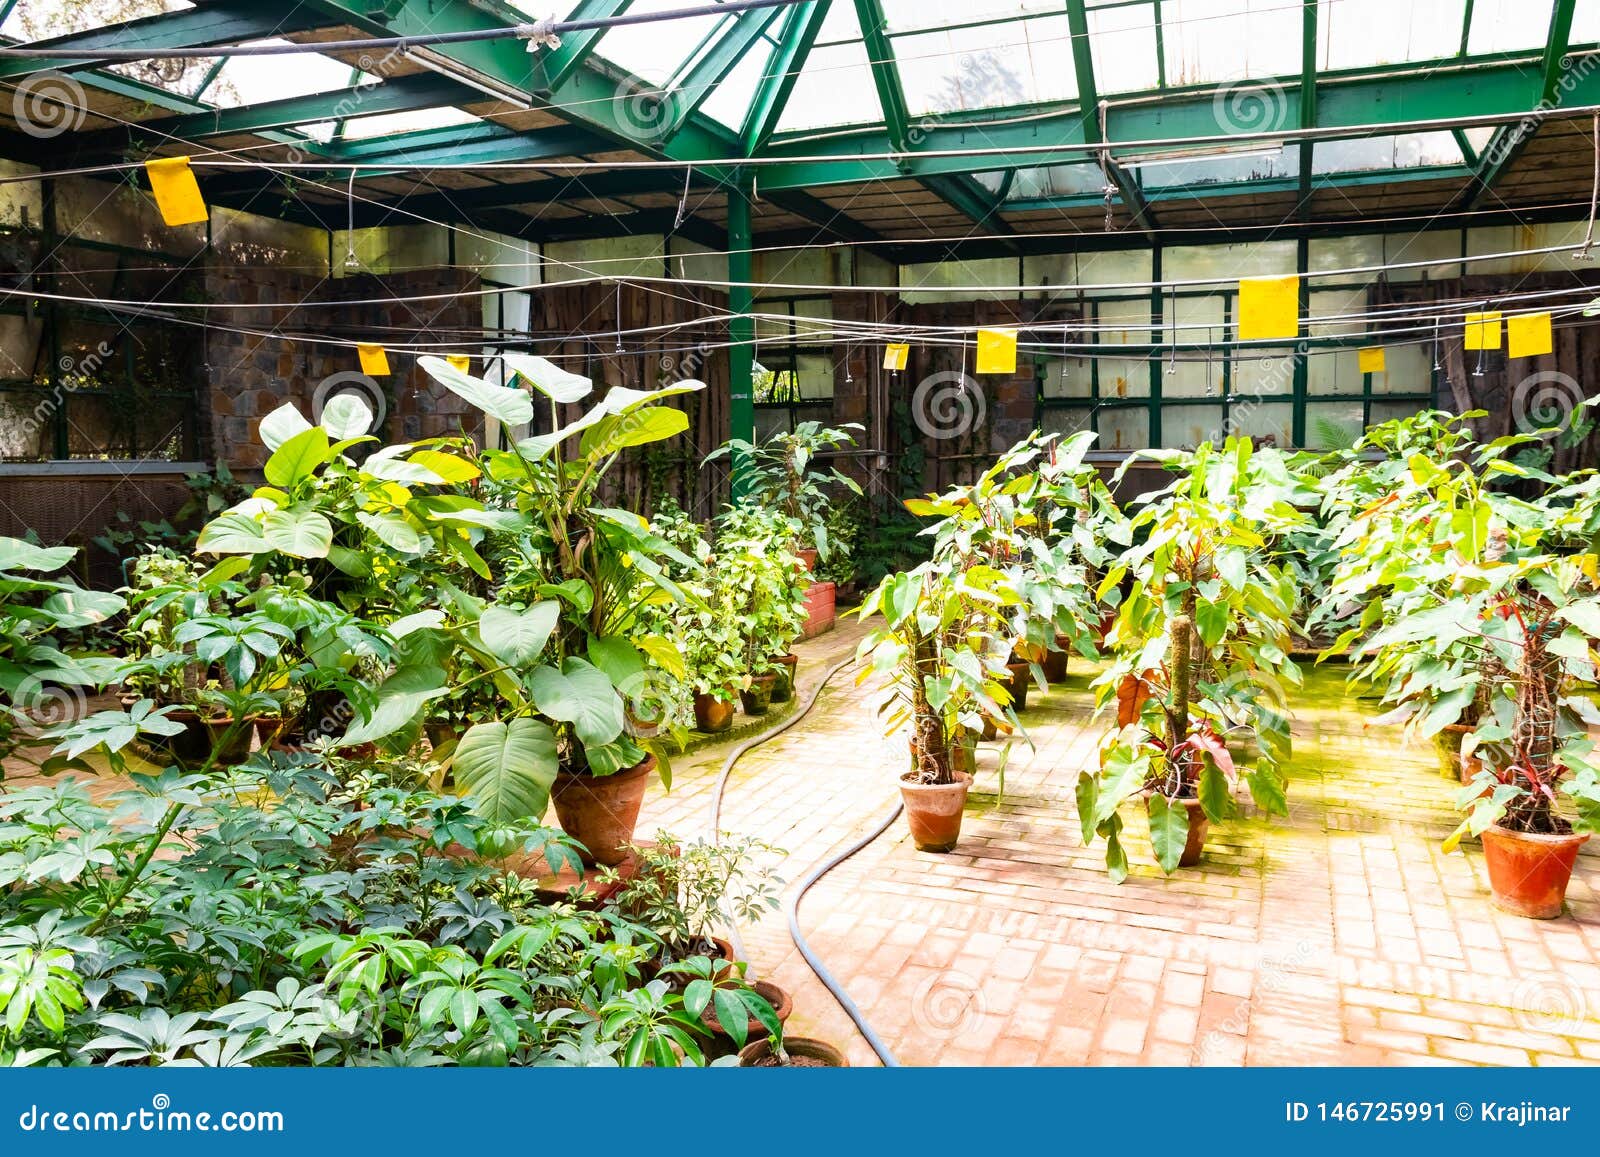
[[706, 421, 863, 562]]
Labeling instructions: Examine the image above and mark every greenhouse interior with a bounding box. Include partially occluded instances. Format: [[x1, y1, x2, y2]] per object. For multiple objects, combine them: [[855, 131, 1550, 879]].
[[6, 0, 1600, 1074]]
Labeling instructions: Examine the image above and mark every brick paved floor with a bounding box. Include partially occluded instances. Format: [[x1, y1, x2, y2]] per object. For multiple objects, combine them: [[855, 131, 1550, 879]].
[[641, 618, 1600, 1067]]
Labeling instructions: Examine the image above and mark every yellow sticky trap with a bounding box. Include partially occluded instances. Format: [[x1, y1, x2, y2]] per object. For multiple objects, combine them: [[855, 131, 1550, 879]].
[[357, 344, 391, 376], [1357, 347, 1386, 374], [1507, 312, 1553, 359], [1465, 312, 1503, 351], [975, 328, 1017, 375], [145, 156, 207, 226], [883, 343, 909, 372], [1237, 275, 1300, 341], [446, 354, 472, 374]]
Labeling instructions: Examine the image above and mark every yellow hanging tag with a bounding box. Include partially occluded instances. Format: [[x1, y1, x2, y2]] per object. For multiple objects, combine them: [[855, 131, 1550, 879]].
[[1464, 312, 1503, 351], [883, 343, 909, 372], [975, 328, 1017, 375], [1357, 347, 1386, 374], [1237, 275, 1300, 341], [1506, 312, 1553, 359], [357, 344, 391, 376], [144, 156, 208, 227], [446, 354, 472, 374]]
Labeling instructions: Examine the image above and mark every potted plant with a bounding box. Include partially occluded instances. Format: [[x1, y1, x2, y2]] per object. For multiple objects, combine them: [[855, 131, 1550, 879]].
[[679, 610, 747, 733], [715, 504, 808, 716], [607, 833, 782, 964], [737, 1033, 848, 1067], [1081, 439, 1309, 878], [858, 558, 1021, 852], [705, 421, 863, 568]]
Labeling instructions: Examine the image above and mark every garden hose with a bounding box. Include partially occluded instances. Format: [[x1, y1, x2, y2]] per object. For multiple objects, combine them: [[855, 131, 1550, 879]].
[[705, 651, 904, 1068]]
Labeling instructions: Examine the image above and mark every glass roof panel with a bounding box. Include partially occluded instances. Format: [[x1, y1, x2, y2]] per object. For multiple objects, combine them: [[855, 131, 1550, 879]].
[[1575, 5, 1600, 43], [1005, 163, 1106, 200], [204, 43, 360, 109], [895, 15, 1075, 116], [878, 0, 1063, 35], [590, 0, 733, 87], [339, 107, 483, 141], [1135, 144, 1300, 189], [1466, 0, 1555, 54], [774, 4, 879, 133], [697, 33, 777, 128], [1318, 0, 1468, 71], [2, 0, 188, 39], [1161, 0, 1302, 86], [1088, 2, 1161, 94], [1311, 131, 1462, 174]]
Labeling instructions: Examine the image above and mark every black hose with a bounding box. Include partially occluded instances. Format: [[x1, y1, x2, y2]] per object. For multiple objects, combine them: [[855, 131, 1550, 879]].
[[706, 652, 902, 1067]]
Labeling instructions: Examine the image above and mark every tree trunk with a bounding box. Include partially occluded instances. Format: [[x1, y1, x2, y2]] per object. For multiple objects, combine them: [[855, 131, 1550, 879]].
[[910, 632, 952, 785]]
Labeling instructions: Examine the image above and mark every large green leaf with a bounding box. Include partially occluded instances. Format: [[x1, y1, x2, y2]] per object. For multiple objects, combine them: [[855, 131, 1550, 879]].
[[319, 394, 375, 441], [264, 426, 331, 488], [578, 407, 690, 459], [419, 356, 534, 428], [195, 513, 270, 555], [527, 658, 625, 748], [42, 588, 124, 628], [259, 403, 312, 451], [480, 603, 560, 667], [342, 669, 449, 746], [1147, 794, 1190, 875], [502, 353, 592, 404], [261, 509, 334, 558], [355, 511, 423, 554], [0, 537, 74, 574], [453, 718, 559, 823]]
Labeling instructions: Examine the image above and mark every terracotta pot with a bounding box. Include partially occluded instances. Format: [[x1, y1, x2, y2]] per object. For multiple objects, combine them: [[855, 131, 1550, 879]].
[[1041, 647, 1069, 684], [1148, 795, 1209, 868], [979, 714, 999, 741], [337, 742, 378, 760], [551, 756, 657, 867], [951, 732, 978, 777], [703, 980, 794, 1039], [693, 693, 735, 734], [740, 672, 778, 716], [1482, 824, 1590, 919], [738, 1036, 848, 1068], [1432, 723, 1479, 780], [797, 547, 819, 573], [771, 653, 800, 703], [899, 770, 972, 853], [153, 707, 214, 764], [1006, 661, 1031, 711], [253, 716, 286, 747], [801, 581, 836, 639], [203, 716, 255, 765]]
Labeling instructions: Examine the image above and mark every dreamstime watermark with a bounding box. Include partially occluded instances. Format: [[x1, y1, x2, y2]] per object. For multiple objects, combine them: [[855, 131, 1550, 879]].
[[1511, 973, 1589, 1035], [312, 371, 388, 435], [612, 77, 679, 144], [1206, 341, 1306, 445], [17, 1094, 283, 1134], [12, 71, 86, 138], [1510, 369, 1584, 436], [911, 969, 988, 1040], [11, 340, 115, 452], [8, 673, 87, 742], [906, 52, 1020, 146], [1211, 77, 1290, 136], [912, 370, 986, 441], [1483, 51, 1600, 167]]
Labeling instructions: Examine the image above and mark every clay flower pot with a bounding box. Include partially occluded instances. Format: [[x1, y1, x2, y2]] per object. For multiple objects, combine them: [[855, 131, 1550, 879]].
[[703, 980, 793, 1040], [738, 1036, 848, 1067], [694, 693, 735, 734], [203, 716, 256, 765], [770, 653, 800, 704], [1482, 824, 1590, 919], [1006, 661, 1031, 711], [797, 547, 819, 574], [740, 672, 778, 716], [551, 755, 657, 867], [1041, 647, 1069, 684], [1147, 795, 1209, 868], [899, 770, 972, 853]]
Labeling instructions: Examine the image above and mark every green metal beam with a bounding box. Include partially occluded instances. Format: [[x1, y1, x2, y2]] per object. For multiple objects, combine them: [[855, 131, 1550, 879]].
[[1296, 0, 1318, 218], [0, 2, 331, 79], [663, 4, 785, 139], [1065, 0, 1154, 231], [757, 54, 1593, 189], [320, 122, 607, 165], [1458, 0, 1578, 209], [727, 178, 756, 496], [742, 0, 829, 155], [852, 0, 910, 153], [532, 0, 633, 92]]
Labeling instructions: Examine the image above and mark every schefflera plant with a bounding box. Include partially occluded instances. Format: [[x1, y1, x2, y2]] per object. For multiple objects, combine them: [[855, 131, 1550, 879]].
[[1080, 438, 1313, 879]]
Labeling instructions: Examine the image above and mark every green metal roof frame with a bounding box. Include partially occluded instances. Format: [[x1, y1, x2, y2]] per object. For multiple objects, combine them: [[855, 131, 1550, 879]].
[[2, 0, 1597, 242]]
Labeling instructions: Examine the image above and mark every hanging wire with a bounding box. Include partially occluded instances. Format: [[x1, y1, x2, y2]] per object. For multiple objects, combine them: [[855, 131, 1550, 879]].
[[1578, 111, 1599, 262]]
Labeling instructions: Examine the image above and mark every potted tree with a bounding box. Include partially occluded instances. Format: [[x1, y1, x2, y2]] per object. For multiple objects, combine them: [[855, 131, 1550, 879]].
[[714, 505, 809, 714], [1081, 439, 1310, 878], [857, 559, 1021, 852], [705, 421, 863, 568]]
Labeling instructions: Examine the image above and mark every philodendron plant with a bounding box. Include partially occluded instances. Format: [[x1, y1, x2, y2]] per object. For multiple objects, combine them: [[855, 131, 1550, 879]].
[[1080, 438, 1313, 879]]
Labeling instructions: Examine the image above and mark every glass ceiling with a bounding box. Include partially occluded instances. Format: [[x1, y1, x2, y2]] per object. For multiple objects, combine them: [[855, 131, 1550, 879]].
[[0, 0, 1594, 214]]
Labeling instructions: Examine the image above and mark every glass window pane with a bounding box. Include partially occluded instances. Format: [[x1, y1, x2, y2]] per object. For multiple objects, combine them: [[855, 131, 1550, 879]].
[[1466, 0, 1555, 54], [1161, 0, 1302, 86], [1165, 404, 1226, 449], [895, 15, 1076, 116], [1318, 0, 1467, 70], [589, 0, 730, 86], [1226, 401, 1294, 447], [879, 0, 1062, 34], [1090, 2, 1161, 93], [1040, 405, 1094, 439], [1134, 144, 1299, 189], [1305, 402, 1366, 449], [698, 36, 776, 128], [1312, 132, 1461, 174], [774, 41, 882, 131]]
